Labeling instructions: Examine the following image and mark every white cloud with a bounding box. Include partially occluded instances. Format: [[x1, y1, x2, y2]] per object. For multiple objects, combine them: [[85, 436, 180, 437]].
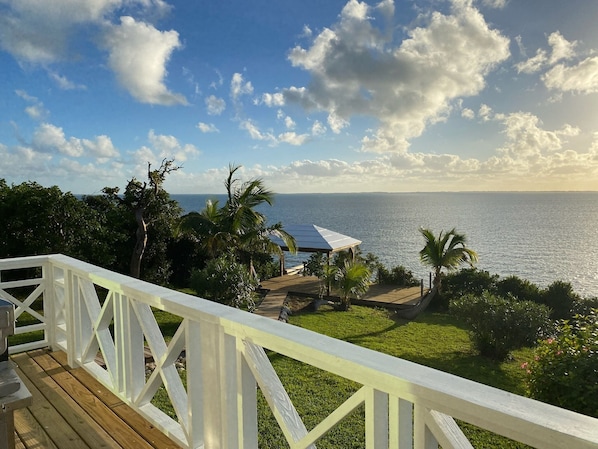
[[515, 49, 547, 74], [284, 0, 510, 152], [16, 90, 49, 120], [205, 95, 226, 115], [261, 92, 285, 107], [239, 120, 275, 143], [82, 135, 119, 160], [461, 108, 475, 119], [32, 123, 84, 156], [284, 115, 296, 129], [230, 72, 254, 101], [31, 122, 121, 160], [48, 71, 86, 90], [547, 31, 577, 65], [103, 16, 187, 105], [311, 120, 327, 135], [278, 132, 309, 146], [197, 122, 219, 133], [481, 0, 507, 8], [542, 56, 598, 94], [147, 129, 200, 162]]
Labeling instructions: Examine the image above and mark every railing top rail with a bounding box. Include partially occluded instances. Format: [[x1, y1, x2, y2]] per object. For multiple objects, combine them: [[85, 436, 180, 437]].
[[4, 254, 598, 448]]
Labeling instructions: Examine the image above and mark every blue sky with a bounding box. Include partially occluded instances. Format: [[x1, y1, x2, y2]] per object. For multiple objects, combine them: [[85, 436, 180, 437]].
[[2, 0, 598, 194]]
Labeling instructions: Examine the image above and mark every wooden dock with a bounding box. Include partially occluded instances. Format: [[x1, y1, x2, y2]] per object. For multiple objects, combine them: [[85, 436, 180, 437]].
[[257, 275, 428, 319], [11, 349, 181, 449]]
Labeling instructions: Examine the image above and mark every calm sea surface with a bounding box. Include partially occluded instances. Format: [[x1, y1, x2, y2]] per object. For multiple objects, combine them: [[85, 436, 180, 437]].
[[171, 192, 598, 297]]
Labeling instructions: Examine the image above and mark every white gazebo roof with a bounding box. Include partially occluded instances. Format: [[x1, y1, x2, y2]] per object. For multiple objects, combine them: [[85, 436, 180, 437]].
[[270, 224, 362, 253]]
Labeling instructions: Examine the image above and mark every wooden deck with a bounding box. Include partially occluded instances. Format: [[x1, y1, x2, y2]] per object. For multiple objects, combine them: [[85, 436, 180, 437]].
[[10, 349, 180, 449], [257, 275, 428, 319]]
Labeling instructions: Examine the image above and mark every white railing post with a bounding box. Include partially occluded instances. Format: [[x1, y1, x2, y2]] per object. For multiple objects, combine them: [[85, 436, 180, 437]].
[[114, 293, 144, 399], [196, 319, 243, 449], [64, 265, 78, 366], [236, 343, 258, 449], [389, 397, 413, 448], [414, 403, 438, 449], [365, 388, 389, 449], [42, 258, 55, 349]]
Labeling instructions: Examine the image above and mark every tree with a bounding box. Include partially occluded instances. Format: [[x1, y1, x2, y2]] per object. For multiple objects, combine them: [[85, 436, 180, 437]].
[[419, 227, 478, 293], [324, 260, 371, 310], [0, 180, 109, 263], [102, 159, 181, 280], [179, 164, 296, 278]]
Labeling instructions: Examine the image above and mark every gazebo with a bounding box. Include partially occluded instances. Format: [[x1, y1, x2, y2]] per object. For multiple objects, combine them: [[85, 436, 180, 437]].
[[269, 224, 362, 279]]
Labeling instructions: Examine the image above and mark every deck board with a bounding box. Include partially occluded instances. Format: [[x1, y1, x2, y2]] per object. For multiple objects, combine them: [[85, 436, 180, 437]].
[[11, 349, 181, 449]]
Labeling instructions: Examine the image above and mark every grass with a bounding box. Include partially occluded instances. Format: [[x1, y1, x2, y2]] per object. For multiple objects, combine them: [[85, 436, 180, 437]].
[[255, 302, 534, 448]]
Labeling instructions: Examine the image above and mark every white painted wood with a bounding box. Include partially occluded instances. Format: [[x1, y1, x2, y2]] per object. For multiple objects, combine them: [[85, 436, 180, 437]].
[[365, 388, 389, 449], [185, 319, 204, 449], [242, 340, 314, 448], [2, 254, 598, 449], [236, 342, 258, 449], [426, 410, 473, 449], [414, 404, 438, 449]]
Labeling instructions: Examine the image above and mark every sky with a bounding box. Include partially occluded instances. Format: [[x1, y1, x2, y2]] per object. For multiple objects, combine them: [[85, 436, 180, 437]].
[[1, 0, 598, 194]]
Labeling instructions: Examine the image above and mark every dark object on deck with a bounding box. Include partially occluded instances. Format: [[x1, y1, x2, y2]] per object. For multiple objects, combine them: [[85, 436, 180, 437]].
[[393, 288, 437, 320], [0, 298, 32, 449]]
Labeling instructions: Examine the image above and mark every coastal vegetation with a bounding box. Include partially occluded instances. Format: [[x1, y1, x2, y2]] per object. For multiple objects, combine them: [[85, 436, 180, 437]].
[[1, 175, 597, 445]]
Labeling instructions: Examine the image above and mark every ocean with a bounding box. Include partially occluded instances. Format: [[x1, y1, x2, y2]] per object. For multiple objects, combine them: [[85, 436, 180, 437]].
[[171, 192, 598, 297]]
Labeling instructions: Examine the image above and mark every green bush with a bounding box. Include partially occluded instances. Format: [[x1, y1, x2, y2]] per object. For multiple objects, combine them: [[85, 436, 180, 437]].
[[443, 268, 499, 298], [377, 265, 419, 287], [190, 252, 258, 311], [540, 280, 580, 320], [495, 275, 542, 303], [450, 292, 551, 360], [525, 310, 598, 418]]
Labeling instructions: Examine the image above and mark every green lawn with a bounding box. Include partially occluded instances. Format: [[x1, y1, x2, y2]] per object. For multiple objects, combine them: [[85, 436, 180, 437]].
[[255, 303, 534, 448]]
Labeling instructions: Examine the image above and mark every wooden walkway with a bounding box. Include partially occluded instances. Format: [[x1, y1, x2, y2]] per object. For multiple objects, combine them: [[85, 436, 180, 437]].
[[10, 349, 180, 449], [256, 275, 428, 319]]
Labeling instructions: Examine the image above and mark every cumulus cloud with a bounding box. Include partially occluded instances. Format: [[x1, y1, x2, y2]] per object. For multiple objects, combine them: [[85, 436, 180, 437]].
[[282, 0, 510, 152], [230, 72, 254, 101], [31, 122, 120, 160], [516, 31, 577, 75], [261, 92, 285, 107], [205, 95, 226, 115], [542, 57, 598, 94], [103, 16, 186, 105], [311, 120, 327, 135], [147, 129, 200, 161], [197, 122, 219, 133]]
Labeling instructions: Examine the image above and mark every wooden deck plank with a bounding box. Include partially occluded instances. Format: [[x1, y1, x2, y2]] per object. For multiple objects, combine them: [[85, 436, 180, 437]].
[[12, 351, 120, 449], [30, 351, 156, 449], [14, 406, 59, 449], [50, 353, 181, 449], [13, 361, 91, 449]]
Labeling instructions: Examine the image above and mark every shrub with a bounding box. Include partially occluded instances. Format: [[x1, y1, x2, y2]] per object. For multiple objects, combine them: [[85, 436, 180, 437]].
[[303, 252, 326, 277], [525, 310, 598, 418], [495, 275, 542, 303], [190, 252, 258, 311], [378, 265, 419, 287], [443, 268, 499, 298], [450, 292, 551, 360], [540, 280, 580, 320]]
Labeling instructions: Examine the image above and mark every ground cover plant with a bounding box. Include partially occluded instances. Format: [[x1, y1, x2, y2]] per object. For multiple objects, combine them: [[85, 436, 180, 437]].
[[256, 302, 534, 448]]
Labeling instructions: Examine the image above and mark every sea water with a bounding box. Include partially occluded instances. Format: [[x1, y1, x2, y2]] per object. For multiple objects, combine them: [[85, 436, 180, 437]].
[[171, 192, 598, 297]]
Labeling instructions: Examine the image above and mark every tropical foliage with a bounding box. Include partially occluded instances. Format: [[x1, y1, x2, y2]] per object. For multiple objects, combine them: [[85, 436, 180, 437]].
[[179, 164, 296, 280], [419, 227, 478, 293], [190, 252, 259, 311], [323, 260, 371, 310], [450, 292, 551, 360], [525, 309, 598, 418]]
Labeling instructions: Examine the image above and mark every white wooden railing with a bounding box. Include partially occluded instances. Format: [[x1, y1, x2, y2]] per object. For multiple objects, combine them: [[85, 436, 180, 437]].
[[0, 254, 597, 449]]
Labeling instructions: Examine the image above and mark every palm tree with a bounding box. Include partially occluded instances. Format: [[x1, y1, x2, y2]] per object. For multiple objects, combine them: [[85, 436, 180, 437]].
[[419, 227, 478, 293], [179, 164, 296, 277], [324, 260, 371, 310]]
